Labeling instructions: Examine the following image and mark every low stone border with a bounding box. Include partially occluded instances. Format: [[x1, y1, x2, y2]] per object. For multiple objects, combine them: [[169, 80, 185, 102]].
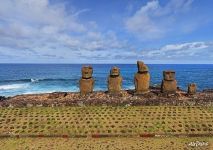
[[0, 133, 212, 139]]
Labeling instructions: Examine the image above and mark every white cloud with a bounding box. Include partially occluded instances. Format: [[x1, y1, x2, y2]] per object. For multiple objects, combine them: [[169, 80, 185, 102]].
[[0, 0, 133, 63], [141, 41, 213, 61], [161, 42, 209, 52], [72, 8, 91, 17], [0, 0, 211, 64], [125, 0, 194, 40]]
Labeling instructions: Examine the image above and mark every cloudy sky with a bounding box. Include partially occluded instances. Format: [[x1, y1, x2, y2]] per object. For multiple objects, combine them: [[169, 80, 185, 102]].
[[0, 0, 212, 64]]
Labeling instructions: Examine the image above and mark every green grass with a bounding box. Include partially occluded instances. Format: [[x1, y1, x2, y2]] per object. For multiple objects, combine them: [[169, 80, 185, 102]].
[[0, 106, 213, 137]]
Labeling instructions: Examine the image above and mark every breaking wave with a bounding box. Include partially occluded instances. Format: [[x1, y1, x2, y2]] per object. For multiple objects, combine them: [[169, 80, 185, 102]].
[[0, 83, 28, 90], [30, 79, 39, 83], [0, 78, 76, 83]]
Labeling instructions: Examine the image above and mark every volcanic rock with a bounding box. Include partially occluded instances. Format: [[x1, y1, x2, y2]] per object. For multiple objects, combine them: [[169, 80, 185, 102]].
[[163, 70, 176, 81], [79, 66, 94, 95], [188, 83, 197, 95], [161, 70, 177, 93], [161, 80, 177, 93], [134, 61, 150, 94], [108, 66, 122, 94], [0, 96, 6, 101], [48, 92, 67, 99], [81, 66, 93, 79]]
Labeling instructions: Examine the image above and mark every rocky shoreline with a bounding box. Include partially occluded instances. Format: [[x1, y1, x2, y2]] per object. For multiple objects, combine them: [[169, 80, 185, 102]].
[[0, 87, 213, 107]]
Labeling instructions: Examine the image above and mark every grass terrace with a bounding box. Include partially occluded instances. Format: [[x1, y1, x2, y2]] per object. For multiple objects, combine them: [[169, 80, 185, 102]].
[[0, 106, 213, 137]]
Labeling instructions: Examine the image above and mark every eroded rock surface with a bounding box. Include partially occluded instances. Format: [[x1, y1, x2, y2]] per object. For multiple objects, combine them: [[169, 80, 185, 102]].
[[108, 66, 122, 94], [79, 66, 94, 95], [134, 61, 150, 94], [188, 83, 197, 95], [161, 71, 177, 93], [0, 96, 7, 101]]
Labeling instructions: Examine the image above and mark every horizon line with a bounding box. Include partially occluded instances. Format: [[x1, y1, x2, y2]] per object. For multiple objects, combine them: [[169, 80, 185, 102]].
[[0, 63, 212, 65]]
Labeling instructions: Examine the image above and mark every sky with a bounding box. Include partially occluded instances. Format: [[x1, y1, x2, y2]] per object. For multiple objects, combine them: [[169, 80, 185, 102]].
[[0, 0, 213, 64]]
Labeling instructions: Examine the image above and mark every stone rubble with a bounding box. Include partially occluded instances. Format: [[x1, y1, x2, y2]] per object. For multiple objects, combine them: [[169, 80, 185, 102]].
[[1, 87, 212, 107]]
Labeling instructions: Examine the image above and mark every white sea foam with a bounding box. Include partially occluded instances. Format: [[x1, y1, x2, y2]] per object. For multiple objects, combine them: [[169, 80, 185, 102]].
[[30, 79, 39, 83], [22, 90, 55, 95], [0, 84, 28, 90], [125, 85, 135, 90]]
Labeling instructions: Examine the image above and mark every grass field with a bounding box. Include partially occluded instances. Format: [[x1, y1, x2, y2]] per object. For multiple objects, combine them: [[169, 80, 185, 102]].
[[0, 106, 213, 137], [0, 106, 213, 149], [0, 137, 212, 150]]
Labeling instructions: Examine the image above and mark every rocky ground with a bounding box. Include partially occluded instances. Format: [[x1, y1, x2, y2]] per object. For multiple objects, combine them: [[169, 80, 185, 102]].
[[0, 87, 213, 107]]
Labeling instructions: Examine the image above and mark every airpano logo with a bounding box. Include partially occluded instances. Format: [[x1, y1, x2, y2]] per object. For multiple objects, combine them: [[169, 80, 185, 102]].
[[188, 141, 209, 147]]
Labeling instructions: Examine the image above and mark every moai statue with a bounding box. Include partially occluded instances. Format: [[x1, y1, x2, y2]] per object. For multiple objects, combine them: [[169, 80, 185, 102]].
[[79, 66, 94, 95], [161, 70, 177, 93], [134, 61, 150, 94], [188, 83, 197, 95], [108, 66, 122, 94]]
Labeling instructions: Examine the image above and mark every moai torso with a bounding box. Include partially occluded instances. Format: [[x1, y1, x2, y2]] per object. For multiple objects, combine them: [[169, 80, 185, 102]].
[[134, 61, 150, 94], [79, 78, 94, 94], [188, 83, 197, 95], [161, 80, 177, 93], [108, 76, 122, 92], [108, 67, 122, 93], [161, 71, 177, 93], [79, 66, 94, 95]]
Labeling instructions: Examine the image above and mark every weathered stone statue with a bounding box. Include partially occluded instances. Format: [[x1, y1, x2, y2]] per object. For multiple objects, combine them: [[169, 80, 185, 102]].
[[188, 83, 197, 95], [79, 66, 94, 95], [161, 70, 177, 93], [134, 61, 150, 94], [108, 66, 122, 94]]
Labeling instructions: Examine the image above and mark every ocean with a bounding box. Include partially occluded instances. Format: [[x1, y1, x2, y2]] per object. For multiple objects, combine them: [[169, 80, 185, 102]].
[[0, 64, 212, 97]]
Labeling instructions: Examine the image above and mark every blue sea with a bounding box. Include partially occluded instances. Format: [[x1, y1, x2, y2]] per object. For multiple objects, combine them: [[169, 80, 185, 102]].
[[0, 64, 212, 97]]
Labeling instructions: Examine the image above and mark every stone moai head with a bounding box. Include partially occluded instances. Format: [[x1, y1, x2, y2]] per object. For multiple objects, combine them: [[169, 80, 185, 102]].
[[82, 66, 93, 79], [110, 66, 120, 77], [163, 71, 175, 81], [188, 83, 197, 94], [137, 61, 149, 73]]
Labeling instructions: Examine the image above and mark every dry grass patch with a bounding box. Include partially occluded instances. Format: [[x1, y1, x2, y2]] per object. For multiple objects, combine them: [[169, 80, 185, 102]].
[[0, 137, 212, 150]]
